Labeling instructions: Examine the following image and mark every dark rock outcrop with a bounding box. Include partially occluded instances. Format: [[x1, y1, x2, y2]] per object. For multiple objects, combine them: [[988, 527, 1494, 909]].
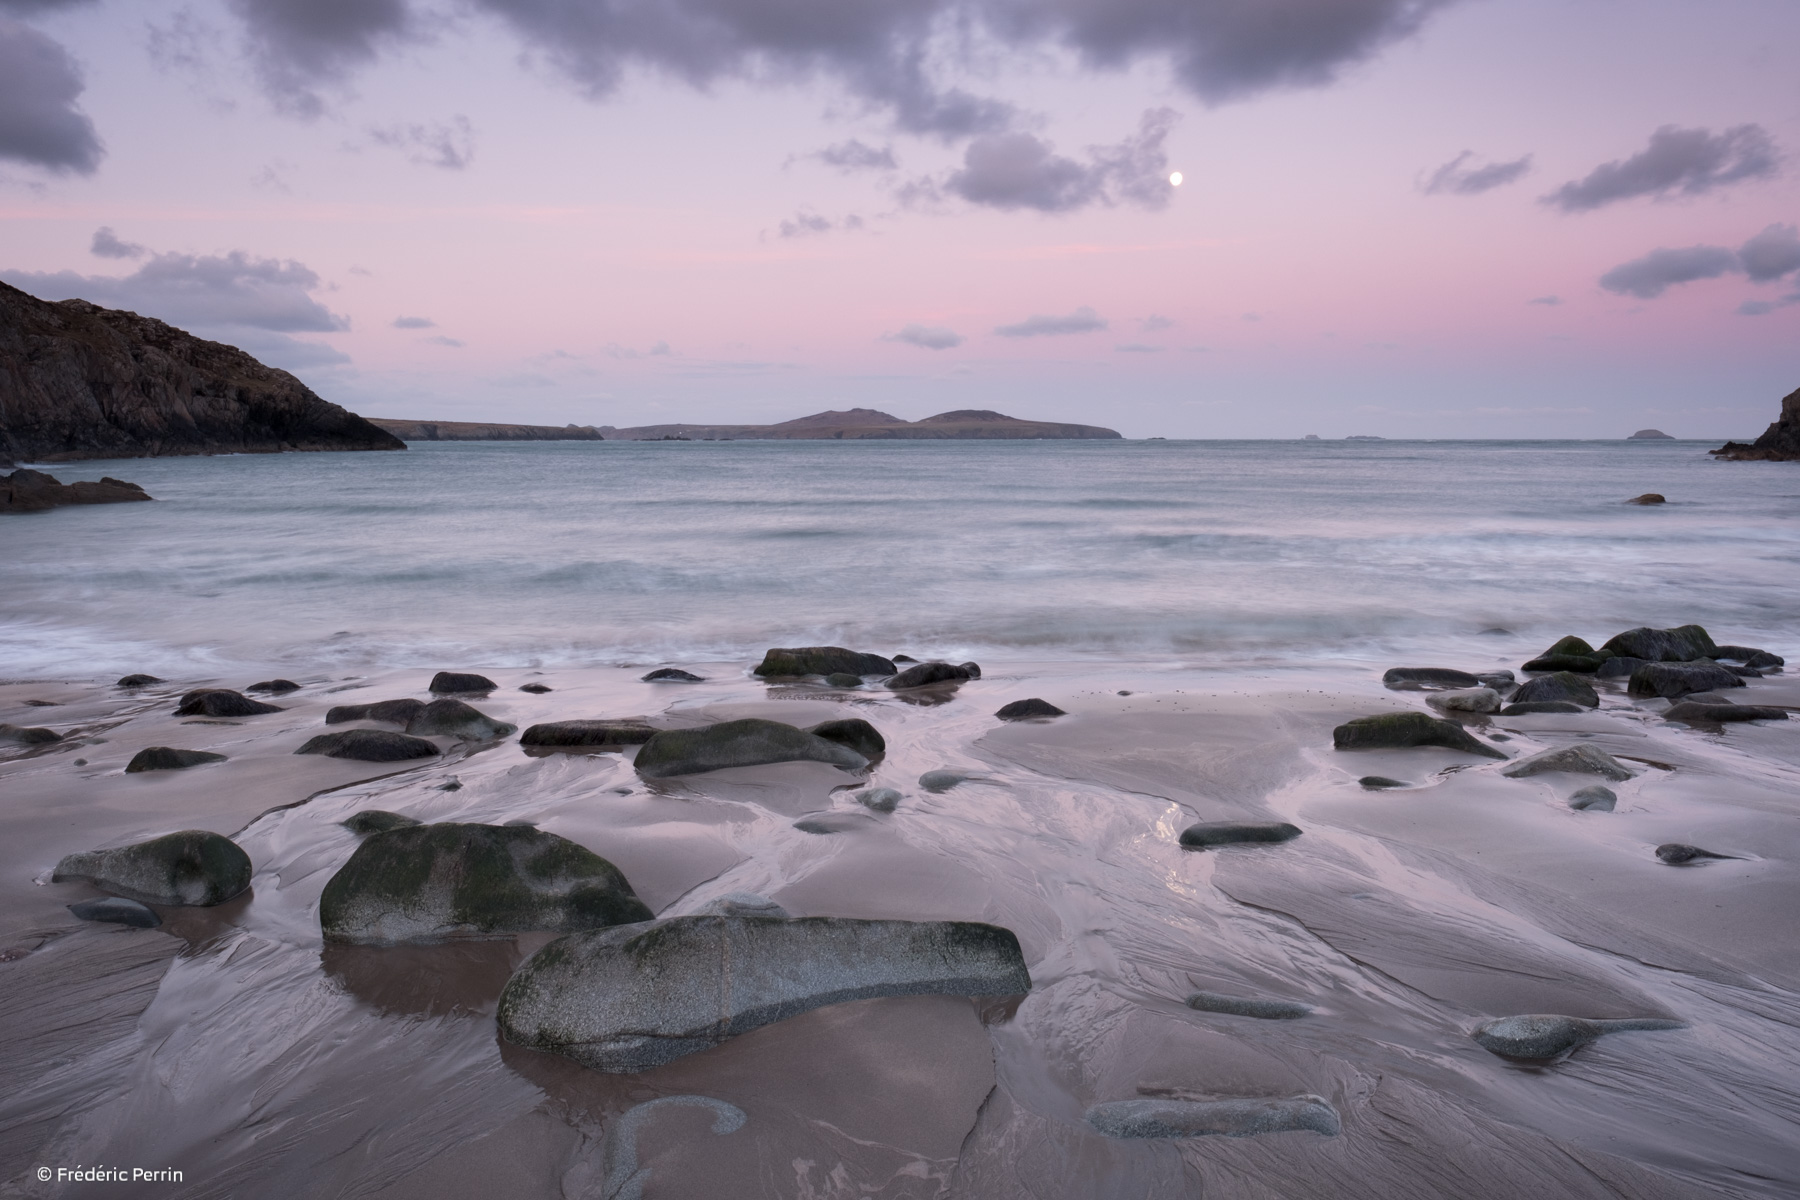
[[1358, 775, 1409, 789], [319, 822, 651, 944], [1500, 700, 1587, 715], [996, 698, 1065, 720], [806, 718, 885, 759], [1500, 744, 1635, 781], [429, 671, 496, 694], [1656, 843, 1734, 864], [0, 280, 403, 461], [633, 718, 867, 777], [1179, 822, 1302, 849], [1664, 701, 1790, 723], [520, 720, 658, 747], [342, 810, 422, 834], [0, 722, 62, 745], [753, 646, 896, 678], [68, 897, 161, 928], [1626, 493, 1666, 505], [1540, 635, 1595, 658], [116, 673, 162, 687], [1087, 1097, 1340, 1139], [125, 746, 227, 773], [1628, 662, 1745, 700], [245, 679, 299, 694], [1710, 385, 1800, 461], [175, 688, 281, 717], [1472, 1014, 1683, 1061], [518, 682, 553, 693], [1568, 785, 1617, 812], [497, 915, 1031, 1071], [1383, 667, 1481, 690], [54, 830, 252, 906], [1509, 672, 1598, 708], [1521, 654, 1606, 673], [1185, 991, 1312, 1019], [1712, 645, 1784, 668], [1332, 712, 1507, 758], [369, 418, 603, 442], [295, 729, 440, 762], [1595, 656, 1646, 678], [1602, 624, 1717, 662], [642, 668, 704, 683], [404, 698, 515, 740], [1, 469, 151, 513], [326, 698, 427, 726], [823, 672, 864, 688]]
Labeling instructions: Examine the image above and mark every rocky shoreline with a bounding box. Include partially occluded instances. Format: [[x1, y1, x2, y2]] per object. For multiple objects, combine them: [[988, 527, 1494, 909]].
[[1711, 384, 1800, 461]]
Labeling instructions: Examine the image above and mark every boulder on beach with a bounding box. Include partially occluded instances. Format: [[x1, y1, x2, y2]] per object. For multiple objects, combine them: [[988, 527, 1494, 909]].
[[642, 668, 704, 683], [0, 722, 62, 745], [520, 720, 658, 747], [320, 822, 652, 944], [1359, 775, 1410, 789], [54, 830, 252, 906], [296, 729, 440, 762], [1509, 672, 1598, 708], [1568, 785, 1617, 812], [793, 812, 877, 835], [1475, 671, 1517, 691], [1656, 843, 1733, 864], [695, 893, 789, 918], [633, 718, 868, 778], [1664, 701, 1790, 723], [753, 647, 896, 678], [996, 698, 1065, 720], [116, 673, 163, 687], [1626, 493, 1666, 505], [1501, 744, 1635, 781], [1602, 624, 1717, 663], [1087, 1097, 1340, 1139], [1186, 991, 1312, 1019], [404, 698, 516, 740], [1521, 654, 1607, 674], [342, 810, 422, 834], [1426, 687, 1502, 714], [0, 468, 152, 513], [1472, 1014, 1683, 1061], [175, 688, 282, 717], [326, 698, 427, 726], [1500, 700, 1587, 715], [806, 717, 886, 760], [1712, 645, 1785, 669], [246, 679, 300, 694], [853, 786, 902, 812], [919, 769, 982, 793], [1382, 667, 1481, 690], [1332, 712, 1507, 759], [496, 915, 1030, 1072], [518, 682, 553, 693], [960, 662, 983, 678], [125, 746, 227, 773], [1628, 662, 1745, 700], [68, 897, 161, 928], [1179, 821, 1302, 850], [1540, 635, 1595, 658], [886, 661, 974, 689], [429, 671, 497, 694]]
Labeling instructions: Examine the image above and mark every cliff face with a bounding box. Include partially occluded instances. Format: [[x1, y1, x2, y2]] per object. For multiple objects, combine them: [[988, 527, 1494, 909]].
[[0, 281, 403, 461], [370, 418, 603, 442], [1711, 386, 1800, 462]]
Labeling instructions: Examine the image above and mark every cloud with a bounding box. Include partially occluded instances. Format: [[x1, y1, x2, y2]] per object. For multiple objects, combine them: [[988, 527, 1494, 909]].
[[0, 19, 103, 173], [994, 305, 1106, 337], [222, 328, 353, 369], [1420, 150, 1531, 195], [811, 139, 897, 171], [427, 334, 464, 347], [889, 323, 963, 349], [228, 0, 417, 118], [1737, 223, 1800, 283], [90, 227, 145, 259], [932, 107, 1179, 213], [777, 210, 864, 238], [1737, 294, 1800, 317], [369, 115, 474, 169], [1527, 295, 1560, 306], [1544, 124, 1780, 213], [1597, 245, 1739, 299], [1114, 342, 1161, 352], [392, 315, 436, 328], [5, 247, 349, 332], [1139, 314, 1173, 330]]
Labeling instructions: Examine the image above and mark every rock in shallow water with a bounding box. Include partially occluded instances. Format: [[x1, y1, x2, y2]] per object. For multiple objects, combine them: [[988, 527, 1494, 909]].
[[886, 661, 974, 689], [116, 673, 162, 687], [642, 667, 704, 683], [1426, 687, 1501, 713], [1500, 700, 1587, 715], [1179, 822, 1302, 850], [995, 698, 1065, 720], [320, 822, 652, 944], [246, 679, 300, 694], [823, 672, 864, 688], [1501, 744, 1635, 781], [1358, 775, 1410, 789], [754, 646, 896, 678], [175, 688, 281, 717], [1567, 785, 1617, 812], [68, 897, 161, 928], [1664, 701, 1790, 723], [429, 671, 496, 694], [1521, 654, 1607, 674], [296, 729, 440, 762], [520, 719, 657, 747], [1332, 712, 1507, 759], [1656, 843, 1735, 864], [1603, 624, 1717, 663], [1712, 644, 1785, 669], [326, 698, 427, 726], [1630, 662, 1747, 700], [1087, 1097, 1340, 1139], [853, 786, 902, 812], [806, 717, 885, 759], [54, 830, 251, 906], [1186, 990, 1312, 1019], [1471, 1014, 1684, 1061], [633, 718, 867, 778], [919, 769, 981, 793], [497, 915, 1030, 1071], [125, 746, 227, 773], [518, 682, 553, 693], [342, 810, 422, 834], [404, 698, 516, 740], [0, 722, 62, 745], [1383, 667, 1481, 690], [1508, 672, 1599, 708]]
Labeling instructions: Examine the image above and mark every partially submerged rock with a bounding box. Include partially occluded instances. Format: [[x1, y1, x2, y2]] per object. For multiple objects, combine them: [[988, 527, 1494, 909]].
[[1521, 654, 1607, 673], [1500, 700, 1587, 715], [520, 720, 658, 747], [753, 646, 896, 678], [1508, 672, 1598, 708], [1471, 1014, 1684, 1061], [919, 769, 982, 793], [125, 746, 227, 773], [175, 688, 282, 717], [1383, 667, 1481, 690], [1179, 822, 1302, 850], [886, 661, 973, 689], [1664, 701, 1790, 723], [1595, 656, 1646, 679], [519, 682, 554, 693], [853, 786, 902, 812], [1500, 744, 1635, 781], [1332, 712, 1507, 759], [1087, 1097, 1340, 1139], [1629, 662, 1746, 700], [806, 717, 885, 759], [633, 718, 867, 778], [1656, 843, 1735, 865], [342, 810, 422, 834], [0, 722, 62, 745], [319, 822, 651, 944], [1358, 775, 1410, 790], [404, 698, 516, 740], [116, 673, 162, 687], [1602, 625, 1717, 663], [1626, 493, 1666, 505], [0, 468, 152, 513], [326, 698, 427, 726], [296, 729, 440, 762], [1713, 644, 1784, 669], [793, 812, 877, 834], [1186, 991, 1312, 1019], [823, 673, 864, 688], [68, 897, 161, 928], [497, 915, 1030, 1071], [429, 671, 497, 694], [1540, 635, 1595, 658], [642, 668, 704, 683], [1567, 786, 1617, 812], [54, 830, 251, 906], [694, 893, 789, 918], [995, 698, 1065, 720], [1426, 687, 1501, 714], [246, 679, 300, 694]]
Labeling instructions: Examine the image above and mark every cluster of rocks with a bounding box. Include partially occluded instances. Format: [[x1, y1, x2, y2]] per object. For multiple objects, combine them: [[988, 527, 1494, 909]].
[[1, 468, 151, 513]]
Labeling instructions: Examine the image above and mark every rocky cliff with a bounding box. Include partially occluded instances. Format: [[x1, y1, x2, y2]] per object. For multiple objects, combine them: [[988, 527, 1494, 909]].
[[599, 407, 1122, 441], [1711, 386, 1800, 462], [370, 418, 603, 442], [0, 281, 402, 462]]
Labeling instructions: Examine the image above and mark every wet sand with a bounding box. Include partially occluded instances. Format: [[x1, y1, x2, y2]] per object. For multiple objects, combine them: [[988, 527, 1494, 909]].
[[2, 656, 1797, 1197]]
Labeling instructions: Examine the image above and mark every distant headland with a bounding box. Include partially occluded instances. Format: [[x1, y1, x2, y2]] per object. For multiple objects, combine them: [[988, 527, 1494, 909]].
[[369, 408, 1122, 442], [1711, 385, 1800, 462]]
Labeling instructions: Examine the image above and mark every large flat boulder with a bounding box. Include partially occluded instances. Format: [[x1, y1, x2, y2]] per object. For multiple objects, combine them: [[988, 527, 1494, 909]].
[[498, 915, 1030, 1071], [325, 698, 427, 726], [1331, 712, 1507, 759], [633, 718, 868, 778], [54, 830, 251, 906], [175, 688, 282, 717], [1602, 625, 1717, 663], [319, 823, 652, 944], [1629, 662, 1746, 700], [1, 468, 151, 513], [520, 719, 658, 747], [403, 698, 515, 740], [753, 647, 896, 678], [296, 729, 440, 761]]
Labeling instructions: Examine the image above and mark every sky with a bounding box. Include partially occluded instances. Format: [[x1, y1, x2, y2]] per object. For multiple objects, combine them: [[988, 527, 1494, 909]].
[[1, 0, 1797, 439]]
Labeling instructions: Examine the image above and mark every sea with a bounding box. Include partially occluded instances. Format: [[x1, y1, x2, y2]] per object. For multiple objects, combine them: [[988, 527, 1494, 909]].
[[4, 438, 1797, 678]]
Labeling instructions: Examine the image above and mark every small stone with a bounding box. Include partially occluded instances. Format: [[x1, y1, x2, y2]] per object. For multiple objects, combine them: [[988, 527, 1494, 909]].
[[68, 898, 161, 928], [342, 810, 422, 834], [1179, 822, 1302, 850], [116, 674, 162, 687], [958, 662, 982, 679], [995, 698, 1065, 720], [642, 668, 704, 683], [246, 679, 300, 694], [1501, 744, 1635, 781], [125, 746, 228, 773], [175, 689, 282, 718], [919, 769, 980, 793], [1087, 1097, 1340, 1139], [793, 812, 876, 834], [1186, 990, 1312, 1019], [295, 729, 440, 762], [853, 786, 902, 812], [1567, 785, 1616, 812], [1656, 843, 1733, 864], [1359, 776, 1409, 789], [429, 671, 497, 694], [1475, 671, 1516, 690], [518, 683, 553, 693]]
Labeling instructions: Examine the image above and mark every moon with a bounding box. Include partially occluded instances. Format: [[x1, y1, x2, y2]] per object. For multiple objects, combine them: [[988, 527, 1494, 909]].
[[1169, 171, 1183, 187]]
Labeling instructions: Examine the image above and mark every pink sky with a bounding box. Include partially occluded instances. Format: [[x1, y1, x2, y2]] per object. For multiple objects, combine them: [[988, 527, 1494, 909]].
[[2, 0, 1797, 437]]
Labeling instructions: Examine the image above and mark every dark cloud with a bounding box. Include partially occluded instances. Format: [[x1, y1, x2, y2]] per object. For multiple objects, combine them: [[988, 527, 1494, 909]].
[[1597, 245, 1738, 299], [228, 0, 416, 117], [812, 139, 898, 171], [889, 323, 963, 348], [1737, 293, 1800, 317], [1737, 223, 1800, 284], [994, 305, 1105, 336], [393, 315, 436, 328], [91, 227, 145, 259], [0, 19, 103, 173], [933, 107, 1178, 213], [5, 248, 349, 332], [1420, 150, 1531, 196], [777, 210, 864, 237], [369, 115, 474, 169], [1544, 124, 1780, 213]]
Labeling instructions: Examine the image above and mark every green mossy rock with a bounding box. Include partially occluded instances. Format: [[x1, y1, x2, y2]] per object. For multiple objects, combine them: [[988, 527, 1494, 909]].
[[319, 822, 652, 944], [54, 830, 251, 906], [1541, 635, 1595, 658], [1332, 712, 1507, 759]]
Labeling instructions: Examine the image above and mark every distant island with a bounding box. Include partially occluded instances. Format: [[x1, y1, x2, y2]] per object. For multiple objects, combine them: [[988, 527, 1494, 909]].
[[596, 408, 1121, 441], [370, 419, 604, 442], [1711, 385, 1800, 462], [1629, 429, 1675, 439]]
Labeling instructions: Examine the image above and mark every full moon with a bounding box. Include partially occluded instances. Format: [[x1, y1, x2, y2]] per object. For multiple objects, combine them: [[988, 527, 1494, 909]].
[[1169, 171, 1183, 186]]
